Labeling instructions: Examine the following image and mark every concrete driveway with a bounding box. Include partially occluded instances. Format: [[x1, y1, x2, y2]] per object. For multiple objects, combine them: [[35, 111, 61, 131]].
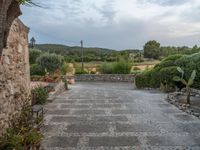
[[42, 82, 200, 150]]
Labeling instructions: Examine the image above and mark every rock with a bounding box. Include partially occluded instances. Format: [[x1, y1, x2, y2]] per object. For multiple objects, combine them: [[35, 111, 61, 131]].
[[0, 19, 30, 136]]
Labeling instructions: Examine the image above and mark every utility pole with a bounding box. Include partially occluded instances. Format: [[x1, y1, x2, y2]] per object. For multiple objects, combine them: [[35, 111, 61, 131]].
[[30, 37, 36, 48], [81, 40, 84, 71]]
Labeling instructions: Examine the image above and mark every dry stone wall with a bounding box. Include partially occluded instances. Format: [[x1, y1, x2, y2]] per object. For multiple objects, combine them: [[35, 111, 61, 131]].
[[75, 74, 135, 82], [0, 18, 30, 135], [0, 0, 21, 56]]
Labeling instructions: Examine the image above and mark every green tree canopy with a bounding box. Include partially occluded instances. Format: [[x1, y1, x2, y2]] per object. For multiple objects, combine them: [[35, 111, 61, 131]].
[[144, 40, 160, 59]]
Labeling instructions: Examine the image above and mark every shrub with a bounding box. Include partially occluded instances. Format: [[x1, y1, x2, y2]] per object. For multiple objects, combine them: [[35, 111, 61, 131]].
[[30, 75, 43, 81], [30, 64, 45, 76], [0, 102, 43, 150], [31, 86, 48, 105], [113, 59, 132, 74], [175, 52, 200, 89], [135, 53, 200, 89], [61, 62, 69, 75], [100, 62, 114, 74], [100, 60, 131, 74], [159, 66, 179, 86], [155, 54, 184, 69], [90, 71, 96, 74], [133, 66, 141, 71], [29, 49, 42, 64], [135, 70, 152, 88], [36, 53, 64, 73], [75, 68, 88, 74]]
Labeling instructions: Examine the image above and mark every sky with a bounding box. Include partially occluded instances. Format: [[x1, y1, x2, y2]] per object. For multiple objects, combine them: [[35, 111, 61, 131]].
[[20, 0, 200, 50]]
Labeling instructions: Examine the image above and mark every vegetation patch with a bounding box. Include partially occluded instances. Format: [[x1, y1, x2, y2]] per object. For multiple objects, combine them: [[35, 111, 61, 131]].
[[135, 53, 200, 90]]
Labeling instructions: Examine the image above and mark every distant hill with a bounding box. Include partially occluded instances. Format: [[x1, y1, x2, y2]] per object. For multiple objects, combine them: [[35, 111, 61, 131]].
[[34, 44, 141, 62], [35, 44, 116, 55]]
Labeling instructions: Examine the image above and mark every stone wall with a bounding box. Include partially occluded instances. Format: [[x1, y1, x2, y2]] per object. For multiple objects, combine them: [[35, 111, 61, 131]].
[[0, 18, 30, 135], [0, 0, 21, 57], [75, 74, 135, 82]]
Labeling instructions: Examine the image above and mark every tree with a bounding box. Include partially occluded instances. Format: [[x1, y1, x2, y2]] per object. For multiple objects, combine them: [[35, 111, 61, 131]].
[[29, 49, 42, 64], [36, 53, 64, 73], [173, 67, 196, 104], [144, 40, 160, 59]]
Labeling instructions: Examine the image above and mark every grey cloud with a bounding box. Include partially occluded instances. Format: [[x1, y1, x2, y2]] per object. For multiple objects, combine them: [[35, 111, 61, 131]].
[[97, 0, 117, 23], [20, 0, 200, 50], [140, 0, 187, 6], [181, 6, 200, 23]]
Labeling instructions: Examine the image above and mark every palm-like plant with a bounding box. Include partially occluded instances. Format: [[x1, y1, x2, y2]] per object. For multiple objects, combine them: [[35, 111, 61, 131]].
[[17, 0, 40, 7], [173, 67, 196, 104]]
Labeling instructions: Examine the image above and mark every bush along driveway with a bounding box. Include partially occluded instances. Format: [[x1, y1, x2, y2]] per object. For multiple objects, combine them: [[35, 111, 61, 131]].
[[42, 82, 200, 149]]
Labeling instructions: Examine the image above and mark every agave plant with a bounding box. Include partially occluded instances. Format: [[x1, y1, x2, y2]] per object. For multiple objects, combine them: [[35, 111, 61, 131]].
[[173, 67, 196, 104], [17, 0, 41, 7]]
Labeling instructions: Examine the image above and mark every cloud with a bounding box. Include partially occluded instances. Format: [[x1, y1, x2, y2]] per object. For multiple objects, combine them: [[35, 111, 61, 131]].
[[20, 0, 200, 50], [141, 0, 188, 6]]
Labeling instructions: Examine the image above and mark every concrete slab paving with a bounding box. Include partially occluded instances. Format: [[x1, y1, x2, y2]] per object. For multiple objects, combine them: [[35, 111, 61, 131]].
[[42, 82, 200, 150]]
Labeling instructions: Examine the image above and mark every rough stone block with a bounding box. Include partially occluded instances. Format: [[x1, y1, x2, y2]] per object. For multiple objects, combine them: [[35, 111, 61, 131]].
[[92, 116, 128, 122], [73, 110, 106, 115], [65, 123, 109, 133], [112, 109, 144, 114], [116, 123, 158, 132], [51, 116, 87, 123], [89, 136, 140, 147], [46, 136, 79, 148], [173, 114, 196, 121], [60, 104, 90, 109], [146, 136, 200, 146], [47, 110, 70, 115]]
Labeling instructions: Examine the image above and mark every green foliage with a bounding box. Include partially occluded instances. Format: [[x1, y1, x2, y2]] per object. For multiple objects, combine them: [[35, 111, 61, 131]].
[[61, 62, 69, 75], [173, 67, 196, 104], [135, 52, 200, 90], [100, 62, 114, 74], [34, 44, 140, 62], [173, 68, 196, 86], [159, 66, 179, 86], [30, 75, 43, 81], [62, 78, 68, 90], [133, 66, 141, 71], [135, 67, 179, 89], [33, 43, 200, 64], [0, 102, 43, 150], [100, 60, 131, 74], [17, 0, 30, 4], [24, 128, 43, 146], [155, 54, 184, 69], [30, 64, 45, 76], [135, 70, 152, 88], [75, 68, 88, 75], [144, 40, 160, 59], [112, 60, 132, 74], [29, 49, 42, 64], [1, 128, 24, 150], [36, 53, 64, 73], [31, 86, 48, 105]]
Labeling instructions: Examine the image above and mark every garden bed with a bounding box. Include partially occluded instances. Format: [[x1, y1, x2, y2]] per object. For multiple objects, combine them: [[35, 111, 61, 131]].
[[166, 89, 200, 119]]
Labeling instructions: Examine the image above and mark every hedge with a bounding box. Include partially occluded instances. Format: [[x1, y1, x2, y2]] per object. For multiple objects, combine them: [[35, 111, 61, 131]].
[[135, 53, 200, 89]]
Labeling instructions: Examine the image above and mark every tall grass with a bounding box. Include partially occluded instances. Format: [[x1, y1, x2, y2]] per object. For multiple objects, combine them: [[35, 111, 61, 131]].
[[101, 59, 131, 74]]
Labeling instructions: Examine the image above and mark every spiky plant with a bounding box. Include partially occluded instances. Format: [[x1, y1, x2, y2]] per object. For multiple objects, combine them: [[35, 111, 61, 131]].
[[173, 67, 196, 104], [17, 0, 40, 7]]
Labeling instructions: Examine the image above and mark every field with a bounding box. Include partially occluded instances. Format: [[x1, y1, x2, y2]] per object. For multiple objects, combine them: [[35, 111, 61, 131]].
[[74, 60, 160, 73]]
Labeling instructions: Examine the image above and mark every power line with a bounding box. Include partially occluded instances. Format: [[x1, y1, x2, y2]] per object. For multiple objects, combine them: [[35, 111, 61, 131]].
[[30, 28, 80, 46], [30, 28, 103, 49]]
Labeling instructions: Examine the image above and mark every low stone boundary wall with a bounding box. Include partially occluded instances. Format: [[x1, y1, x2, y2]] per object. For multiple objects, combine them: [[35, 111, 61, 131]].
[[75, 74, 135, 82]]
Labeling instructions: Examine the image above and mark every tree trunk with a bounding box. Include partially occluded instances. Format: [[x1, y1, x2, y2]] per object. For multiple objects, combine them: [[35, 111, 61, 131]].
[[186, 87, 191, 105]]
